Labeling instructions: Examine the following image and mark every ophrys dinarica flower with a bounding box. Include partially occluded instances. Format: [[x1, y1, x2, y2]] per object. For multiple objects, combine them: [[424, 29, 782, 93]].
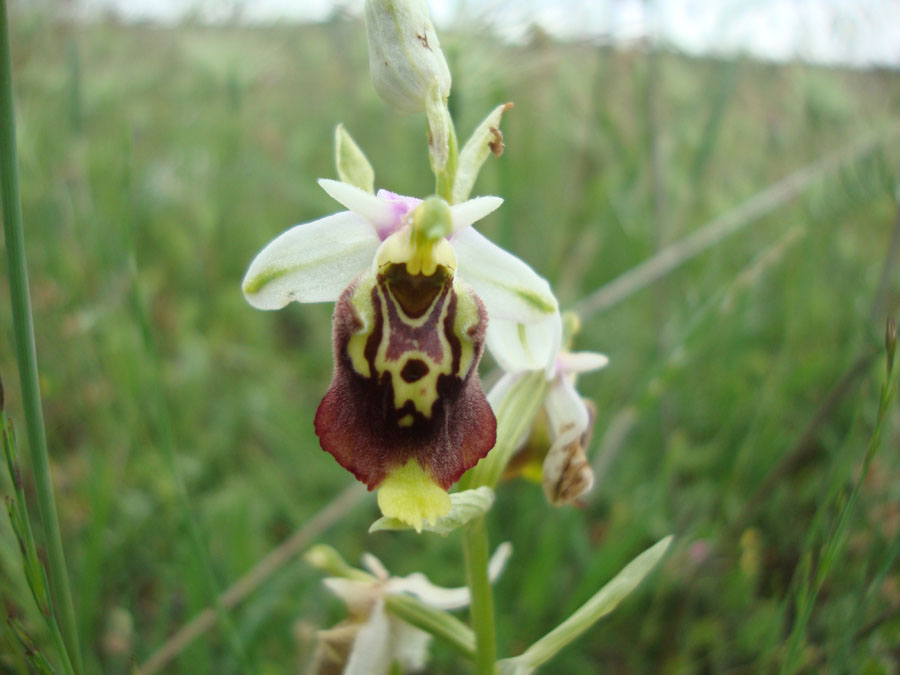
[[243, 180, 558, 529]]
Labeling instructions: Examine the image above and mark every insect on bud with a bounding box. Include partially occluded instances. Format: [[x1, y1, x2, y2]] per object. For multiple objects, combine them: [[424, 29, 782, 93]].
[[364, 0, 452, 114]]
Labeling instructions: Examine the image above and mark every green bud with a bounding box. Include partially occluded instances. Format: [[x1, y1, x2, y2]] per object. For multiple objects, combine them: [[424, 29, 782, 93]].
[[334, 124, 375, 194], [304, 545, 371, 581], [364, 0, 451, 114]]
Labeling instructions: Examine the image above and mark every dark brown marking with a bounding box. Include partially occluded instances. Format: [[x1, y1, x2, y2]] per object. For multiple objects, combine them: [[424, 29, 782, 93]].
[[443, 292, 461, 375], [363, 287, 384, 377], [316, 282, 495, 490], [401, 359, 429, 383], [382, 277, 450, 363], [382, 263, 448, 318], [488, 126, 505, 157]]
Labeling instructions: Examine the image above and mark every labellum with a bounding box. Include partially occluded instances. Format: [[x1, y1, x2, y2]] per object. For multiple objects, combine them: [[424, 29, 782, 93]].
[[314, 199, 496, 527]]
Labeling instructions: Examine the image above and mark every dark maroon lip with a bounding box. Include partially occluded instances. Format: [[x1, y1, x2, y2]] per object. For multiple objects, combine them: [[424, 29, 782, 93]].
[[314, 271, 497, 491]]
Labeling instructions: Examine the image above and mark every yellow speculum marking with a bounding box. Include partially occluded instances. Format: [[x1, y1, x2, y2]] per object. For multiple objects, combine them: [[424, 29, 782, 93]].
[[375, 281, 452, 417], [344, 197, 483, 419]]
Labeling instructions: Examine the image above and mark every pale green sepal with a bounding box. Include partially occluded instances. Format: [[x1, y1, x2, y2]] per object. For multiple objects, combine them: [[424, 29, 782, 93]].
[[369, 487, 495, 536], [426, 77, 452, 175], [452, 226, 558, 324], [450, 196, 503, 233], [242, 211, 380, 309], [497, 536, 674, 675], [335, 124, 375, 194], [487, 312, 562, 376], [452, 102, 514, 204]]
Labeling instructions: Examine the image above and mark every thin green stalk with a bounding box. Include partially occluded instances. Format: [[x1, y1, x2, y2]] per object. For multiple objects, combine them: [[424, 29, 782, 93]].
[[463, 516, 496, 675], [456, 371, 548, 674], [0, 3, 84, 672]]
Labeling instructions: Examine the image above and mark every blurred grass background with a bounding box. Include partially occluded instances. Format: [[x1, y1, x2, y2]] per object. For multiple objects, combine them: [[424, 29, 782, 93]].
[[1, 4, 899, 673]]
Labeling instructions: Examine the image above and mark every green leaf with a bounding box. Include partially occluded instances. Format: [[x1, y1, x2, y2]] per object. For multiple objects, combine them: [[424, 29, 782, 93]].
[[334, 124, 375, 194], [497, 535, 673, 674], [452, 102, 514, 204], [369, 487, 495, 536]]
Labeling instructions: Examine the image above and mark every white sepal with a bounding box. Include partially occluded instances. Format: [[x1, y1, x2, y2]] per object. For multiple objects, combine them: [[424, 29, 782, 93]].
[[544, 376, 591, 445], [343, 597, 393, 675], [317, 178, 400, 232], [242, 212, 380, 308], [452, 226, 558, 324], [450, 195, 504, 233], [557, 351, 609, 375], [487, 312, 562, 376], [389, 542, 513, 610]]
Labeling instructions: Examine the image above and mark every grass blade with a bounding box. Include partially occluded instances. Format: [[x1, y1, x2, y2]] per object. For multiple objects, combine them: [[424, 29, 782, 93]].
[[0, 2, 83, 671]]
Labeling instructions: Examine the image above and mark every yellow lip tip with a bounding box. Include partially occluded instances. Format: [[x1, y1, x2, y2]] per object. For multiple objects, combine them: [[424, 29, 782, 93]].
[[376, 460, 451, 531]]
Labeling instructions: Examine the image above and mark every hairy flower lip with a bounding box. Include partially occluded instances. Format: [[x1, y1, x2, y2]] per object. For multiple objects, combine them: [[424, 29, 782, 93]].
[[314, 270, 496, 495]]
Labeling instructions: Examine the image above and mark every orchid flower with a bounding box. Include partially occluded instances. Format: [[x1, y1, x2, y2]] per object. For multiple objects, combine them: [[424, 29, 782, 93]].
[[490, 313, 609, 505], [242, 180, 558, 529], [309, 544, 512, 675]]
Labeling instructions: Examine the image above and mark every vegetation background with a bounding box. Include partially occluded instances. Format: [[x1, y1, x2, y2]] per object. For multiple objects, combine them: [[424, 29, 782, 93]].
[[1, 3, 899, 672]]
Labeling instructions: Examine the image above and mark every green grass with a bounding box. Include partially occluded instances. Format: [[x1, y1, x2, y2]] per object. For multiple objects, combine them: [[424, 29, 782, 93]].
[[1, 8, 899, 673]]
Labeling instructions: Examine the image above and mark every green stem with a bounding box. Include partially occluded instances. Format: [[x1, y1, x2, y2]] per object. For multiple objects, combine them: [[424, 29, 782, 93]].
[[456, 372, 548, 673], [463, 516, 496, 675], [0, 3, 84, 673]]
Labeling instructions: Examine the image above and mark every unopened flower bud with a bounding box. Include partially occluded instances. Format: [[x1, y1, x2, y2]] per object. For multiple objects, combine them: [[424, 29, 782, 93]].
[[364, 0, 451, 114]]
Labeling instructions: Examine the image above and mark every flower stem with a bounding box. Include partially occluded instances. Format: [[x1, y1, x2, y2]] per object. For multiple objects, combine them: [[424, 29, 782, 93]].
[[463, 516, 496, 674], [0, 3, 83, 672]]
